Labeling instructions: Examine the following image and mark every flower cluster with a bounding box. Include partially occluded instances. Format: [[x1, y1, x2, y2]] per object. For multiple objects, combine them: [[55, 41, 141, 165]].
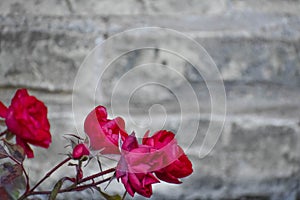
[[85, 105, 193, 197], [0, 89, 193, 199]]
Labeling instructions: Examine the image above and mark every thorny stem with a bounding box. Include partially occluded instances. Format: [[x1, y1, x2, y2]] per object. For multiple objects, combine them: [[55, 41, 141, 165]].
[[77, 167, 115, 185], [18, 158, 116, 200], [30, 157, 72, 192], [20, 177, 113, 197], [18, 157, 71, 200]]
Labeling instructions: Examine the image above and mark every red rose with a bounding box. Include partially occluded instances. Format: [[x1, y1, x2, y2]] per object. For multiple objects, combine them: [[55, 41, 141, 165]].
[[0, 89, 51, 158], [84, 106, 128, 154], [116, 133, 159, 197], [143, 130, 193, 184], [72, 143, 90, 160], [154, 153, 193, 184]]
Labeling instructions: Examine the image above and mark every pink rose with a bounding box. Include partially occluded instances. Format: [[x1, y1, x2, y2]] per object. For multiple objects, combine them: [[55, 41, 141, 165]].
[[143, 130, 193, 183], [0, 89, 51, 158], [116, 133, 159, 197], [84, 106, 128, 154]]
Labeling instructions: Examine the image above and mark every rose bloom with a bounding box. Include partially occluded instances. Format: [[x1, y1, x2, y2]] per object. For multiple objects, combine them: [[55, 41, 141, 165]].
[[143, 130, 193, 184], [0, 89, 51, 158], [84, 105, 128, 154], [116, 133, 160, 198]]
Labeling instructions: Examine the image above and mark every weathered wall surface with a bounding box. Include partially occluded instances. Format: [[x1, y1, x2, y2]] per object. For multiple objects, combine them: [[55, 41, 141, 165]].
[[0, 1, 300, 199]]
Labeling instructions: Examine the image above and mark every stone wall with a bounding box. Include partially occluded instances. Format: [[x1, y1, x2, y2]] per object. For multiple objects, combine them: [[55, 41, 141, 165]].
[[0, 1, 300, 199]]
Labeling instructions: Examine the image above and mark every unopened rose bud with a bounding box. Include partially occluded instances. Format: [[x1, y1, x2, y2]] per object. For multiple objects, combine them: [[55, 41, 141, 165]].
[[72, 143, 90, 160]]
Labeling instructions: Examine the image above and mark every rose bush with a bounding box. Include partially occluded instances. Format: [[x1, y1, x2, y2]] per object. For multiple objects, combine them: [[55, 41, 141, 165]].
[[0, 89, 51, 158], [0, 93, 193, 199]]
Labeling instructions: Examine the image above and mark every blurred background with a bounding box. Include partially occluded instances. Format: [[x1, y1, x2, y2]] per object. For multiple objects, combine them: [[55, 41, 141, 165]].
[[0, 0, 300, 199]]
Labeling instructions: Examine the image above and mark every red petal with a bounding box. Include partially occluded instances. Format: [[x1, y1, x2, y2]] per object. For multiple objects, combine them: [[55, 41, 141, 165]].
[[143, 130, 175, 149], [95, 106, 108, 121], [115, 117, 125, 130], [11, 89, 29, 103], [122, 133, 138, 152], [0, 102, 8, 118], [155, 170, 181, 184], [173, 154, 193, 178], [24, 129, 51, 148], [128, 172, 142, 190], [16, 136, 34, 158], [143, 173, 160, 186], [121, 174, 135, 197]]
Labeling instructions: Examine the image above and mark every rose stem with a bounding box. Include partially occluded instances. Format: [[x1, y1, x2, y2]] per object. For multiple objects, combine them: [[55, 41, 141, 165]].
[[22, 176, 112, 197], [77, 167, 115, 184], [29, 157, 72, 192]]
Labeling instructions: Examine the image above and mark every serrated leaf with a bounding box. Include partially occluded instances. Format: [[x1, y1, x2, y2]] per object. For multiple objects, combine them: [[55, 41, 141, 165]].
[[0, 143, 8, 159], [0, 162, 23, 186], [4, 142, 25, 162], [48, 179, 63, 200], [98, 187, 122, 200]]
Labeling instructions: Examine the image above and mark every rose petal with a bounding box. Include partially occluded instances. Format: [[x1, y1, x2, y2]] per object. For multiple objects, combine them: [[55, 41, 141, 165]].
[[95, 105, 108, 121], [143, 173, 160, 186], [16, 136, 34, 158], [84, 106, 128, 154], [12, 89, 29, 102], [121, 175, 135, 197], [0, 101, 8, 118], [155, 170, 181, 184], [122, 133, 138, 152]]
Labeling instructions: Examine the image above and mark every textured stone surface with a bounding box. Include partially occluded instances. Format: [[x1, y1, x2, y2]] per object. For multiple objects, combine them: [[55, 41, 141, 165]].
[[0, 0, 300, 199]]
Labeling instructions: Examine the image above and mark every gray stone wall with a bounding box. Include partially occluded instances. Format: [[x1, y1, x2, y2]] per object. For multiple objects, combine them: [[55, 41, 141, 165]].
[[0, 1, 300, 199]]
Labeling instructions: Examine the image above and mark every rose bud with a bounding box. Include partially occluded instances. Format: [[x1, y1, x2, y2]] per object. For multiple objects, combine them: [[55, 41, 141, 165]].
[[72, 143, 90, 160]]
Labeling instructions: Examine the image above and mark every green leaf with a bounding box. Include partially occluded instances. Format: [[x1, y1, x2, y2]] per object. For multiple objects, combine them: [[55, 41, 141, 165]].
[[97, 187, 122, 200], [0, 143, 8, 159], [0, 162, 23, 186], [48, 179, 64, 200], [4, 141, 25, 162]]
